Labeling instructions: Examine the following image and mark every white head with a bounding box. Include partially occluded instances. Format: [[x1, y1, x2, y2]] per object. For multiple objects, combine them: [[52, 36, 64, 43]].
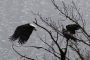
[[30, 23, 37, 27], [29, 23, 37, 31]]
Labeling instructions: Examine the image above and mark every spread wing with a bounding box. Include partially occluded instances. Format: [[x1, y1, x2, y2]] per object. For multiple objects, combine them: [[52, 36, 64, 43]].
[[66, 24, 81, 34], [18, 27, 33, 44]]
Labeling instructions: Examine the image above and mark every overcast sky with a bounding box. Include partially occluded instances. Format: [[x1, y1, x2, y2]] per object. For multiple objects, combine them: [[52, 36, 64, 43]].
[[0, 0, 90, 60]]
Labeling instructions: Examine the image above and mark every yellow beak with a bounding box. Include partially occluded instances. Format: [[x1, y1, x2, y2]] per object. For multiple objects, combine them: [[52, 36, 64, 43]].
[[33, 28, 37, 31]]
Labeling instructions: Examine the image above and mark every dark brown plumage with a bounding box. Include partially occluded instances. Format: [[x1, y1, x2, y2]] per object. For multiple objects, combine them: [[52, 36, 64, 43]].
[[66, 24, 81, 34], [9, 23, 36, 44], [62, 28, 77, 42]]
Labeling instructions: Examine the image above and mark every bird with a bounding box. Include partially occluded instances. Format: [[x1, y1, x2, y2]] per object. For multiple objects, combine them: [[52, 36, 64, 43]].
[[9, 23, 37, 44], [66, 24, 81, 35], [62, 28, 77, 42]]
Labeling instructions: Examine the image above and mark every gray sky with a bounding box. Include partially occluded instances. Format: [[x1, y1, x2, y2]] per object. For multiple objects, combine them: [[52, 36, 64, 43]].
[[0, 0, 90, 60]]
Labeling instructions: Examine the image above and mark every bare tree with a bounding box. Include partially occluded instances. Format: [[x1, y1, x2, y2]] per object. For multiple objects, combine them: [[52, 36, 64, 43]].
[[12, 0, 90, 60]]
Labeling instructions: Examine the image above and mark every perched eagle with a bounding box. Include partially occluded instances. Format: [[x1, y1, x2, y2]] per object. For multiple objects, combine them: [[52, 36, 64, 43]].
[[62, 28, 77, 42], [66, 24, 81, 34], [9, 23, 37, 44]]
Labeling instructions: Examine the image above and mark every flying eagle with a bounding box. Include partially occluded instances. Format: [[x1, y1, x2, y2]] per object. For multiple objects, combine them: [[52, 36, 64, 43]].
[[9, 23, 37, 44], [66, 24, 81, 34], [62, 28, 77, 42]]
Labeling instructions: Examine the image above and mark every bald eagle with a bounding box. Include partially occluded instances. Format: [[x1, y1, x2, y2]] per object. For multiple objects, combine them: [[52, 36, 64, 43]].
[[66, 24, 81, 34], [62, 28, 77, 42], [9, 23, 36, 44]]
